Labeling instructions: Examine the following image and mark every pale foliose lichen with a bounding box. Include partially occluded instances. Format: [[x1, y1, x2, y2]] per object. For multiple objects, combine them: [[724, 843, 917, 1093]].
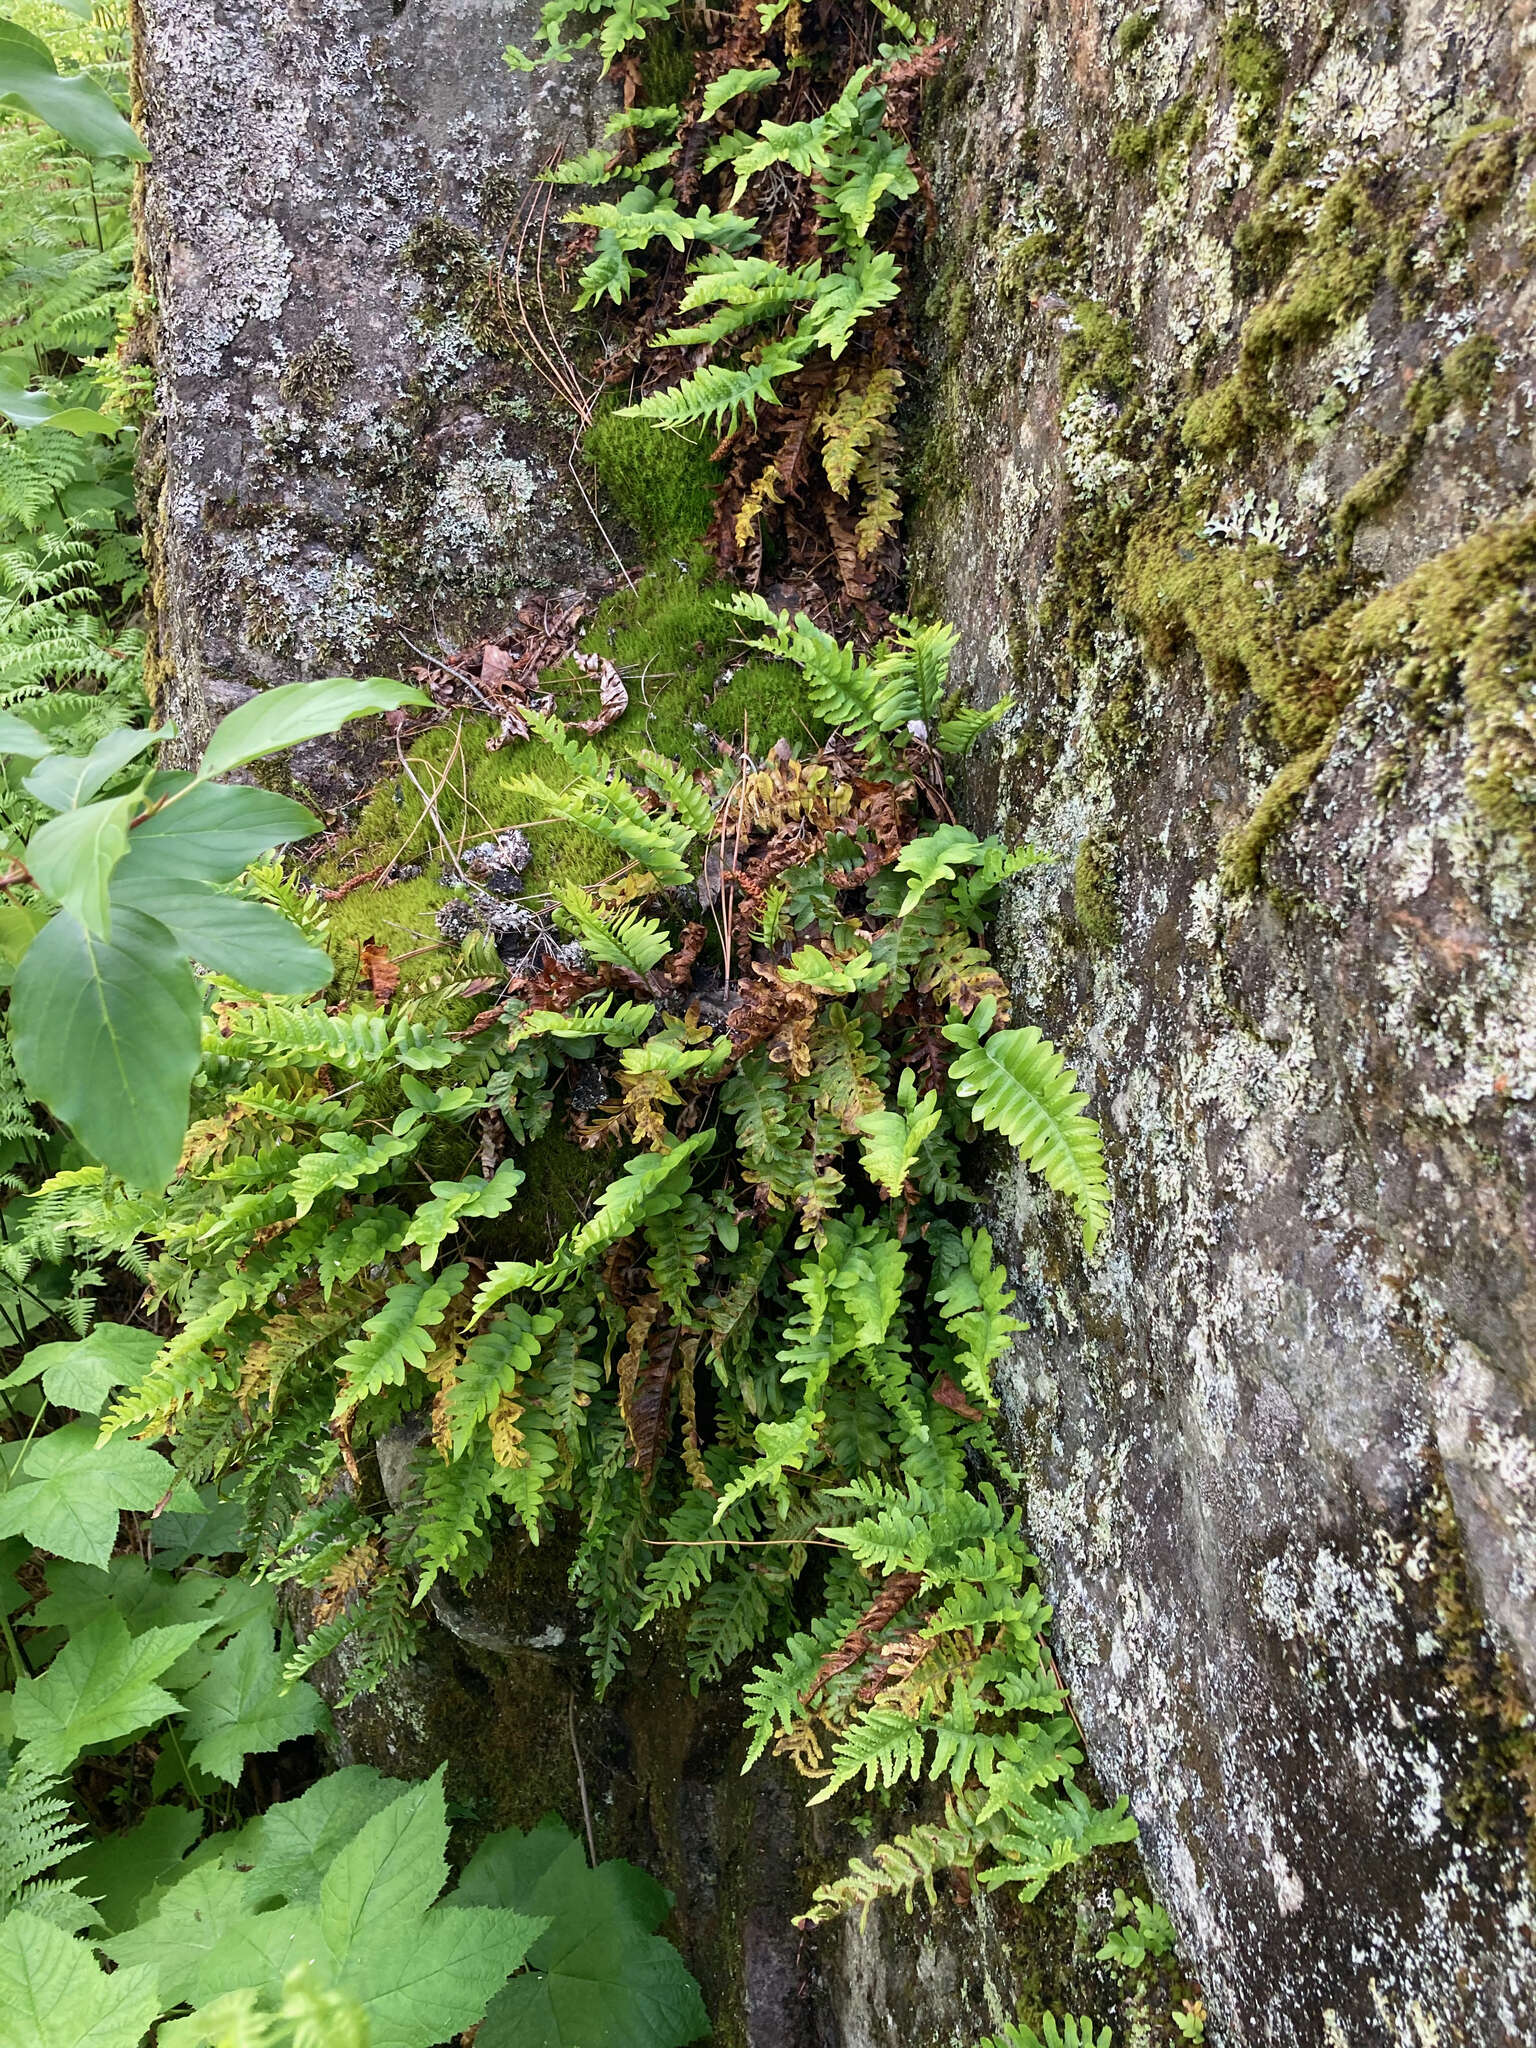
[[916, 0, 1536, 2037]]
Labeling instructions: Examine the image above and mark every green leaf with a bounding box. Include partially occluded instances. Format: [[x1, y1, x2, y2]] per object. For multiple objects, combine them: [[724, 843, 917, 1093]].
[[320, 1768, 449, 1955], [893, 823, 992, 916], [0, 1913, 159, 2048], [11, 1611, 208, 1773], [0, 19, 147, 158], [344, 1905, 544, 2048], [24, 793, 135, 937], [0, 711, 52, 761], [464, 1820, 709, 2048], [1, 1323, 161, 1414], [22, 729, 165, 813], [198, 677, 429, 781], [943, 1016, 1110, 1253], [855, 1073, 942, 1198], [56, 1803, 202, 1934], [114, 777, 319, 883], [700, 63, 779, 119], [233, 1766, 404, 1906], [105, 1862, 257, 2004], [10, 905, 202, 1189], [180, 1622, 330, 1783], [403, 1160, 526, 1269], [0, 385, 115, 434], [109, 875, 333, 995], [0, 1421, 174, 1567]]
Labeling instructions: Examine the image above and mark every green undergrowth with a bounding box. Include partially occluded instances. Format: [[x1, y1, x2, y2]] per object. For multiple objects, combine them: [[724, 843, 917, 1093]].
[[319, 536, 818, 980]]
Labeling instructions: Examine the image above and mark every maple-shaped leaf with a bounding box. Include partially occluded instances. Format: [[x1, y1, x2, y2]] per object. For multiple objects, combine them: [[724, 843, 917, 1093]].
[[180, 1622, 331, 1783], [103, 1862, 252, 2006], [0, 1422, 176, 1568], [0, 1913, 159, 2048], [125, 1768, 544, 2048], [0, 1323, 160, 1416], [462, 1817, 709, 2048], [12, 1612, 208, 1774]]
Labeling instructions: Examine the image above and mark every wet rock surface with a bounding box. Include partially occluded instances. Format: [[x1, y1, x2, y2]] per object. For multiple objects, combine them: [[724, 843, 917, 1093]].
[[915, 0, 1536, 2038]]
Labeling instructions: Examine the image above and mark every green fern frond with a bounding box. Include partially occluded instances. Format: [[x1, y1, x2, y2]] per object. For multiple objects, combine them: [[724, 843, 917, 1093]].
[[943, 1012, 1109, 1253], [332, 1263, 468, 1414], [444, 1304, 558, 1456], [555, 882, 672, 980]]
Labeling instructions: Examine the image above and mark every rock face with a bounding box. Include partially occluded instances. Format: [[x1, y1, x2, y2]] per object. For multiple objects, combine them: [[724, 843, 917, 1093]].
[[137, 0, 1536, 2035], [913, 0, 1536, 2038], [133, 0, 614, 772]]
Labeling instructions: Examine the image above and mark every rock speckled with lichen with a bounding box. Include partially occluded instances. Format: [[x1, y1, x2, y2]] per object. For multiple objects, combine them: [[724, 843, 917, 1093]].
[[915, 0, 1536, 2038], [133, 0, 614, 766]]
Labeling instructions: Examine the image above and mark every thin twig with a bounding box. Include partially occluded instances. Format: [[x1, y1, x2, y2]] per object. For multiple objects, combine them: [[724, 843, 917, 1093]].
[[567, 1694, 598, 1868]]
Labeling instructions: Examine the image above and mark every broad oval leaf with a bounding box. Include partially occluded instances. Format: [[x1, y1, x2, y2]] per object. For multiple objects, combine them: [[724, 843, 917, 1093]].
[[115, 777, 319, 883], [24, 792, 134, 936], [10, 905, 202, 1189], [0, 709, 55, 760], [0, 18, 148, 159], [22, 727, 166, 812], [110, 874, 333, 994], [198, 676, 430, 781]]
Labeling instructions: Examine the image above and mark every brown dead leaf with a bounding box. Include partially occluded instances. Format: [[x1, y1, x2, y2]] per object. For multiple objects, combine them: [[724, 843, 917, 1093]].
[[931, 1373, 984, 1422], [802, 1572, 924, 1703], [360, 941, 401, 1004], [570, 652, 628, 734]]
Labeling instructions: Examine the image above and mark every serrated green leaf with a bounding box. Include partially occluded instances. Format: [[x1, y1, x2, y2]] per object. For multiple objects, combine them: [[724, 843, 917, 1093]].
[[104, 1862, 255, 2001], [319, 1768, 450, 1955], [180, 1622, 330, 1783], [12, 1611, 208, 1774], [464, 1821, 707, 2048], [0, 1913, 159, 2048], [0, 1322, 160, 1415], [233, 1766, 403, 1907], [0, 1422, 173, 1567], [56, 1804, 202, 1935]]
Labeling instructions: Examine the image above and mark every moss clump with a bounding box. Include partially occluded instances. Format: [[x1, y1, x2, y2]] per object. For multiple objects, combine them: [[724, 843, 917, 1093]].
[[583, 403, 720, 556], [1060, 302, 1137, 405], [1232, 184, 1310, 293], [279, 333, 356, 415], [1108, 122, 1153, 176], [1184, 173, 1385, 456], [1221, 13, 1285, 156], [1121, 516, 1344, 752], [1423, 1483, 1536, 1872], [1443, 119, 1519, 222], [1072, 834, 1120, 946], [1218, 727, 1336, 892], [1443, 331, 1499, 411], [1115, 9, 1156, 58], [402, 216, 511, 357]]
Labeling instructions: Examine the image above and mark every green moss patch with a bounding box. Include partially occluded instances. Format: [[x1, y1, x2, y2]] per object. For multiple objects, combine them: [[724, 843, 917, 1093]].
[[583, 403, 720, 555]]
